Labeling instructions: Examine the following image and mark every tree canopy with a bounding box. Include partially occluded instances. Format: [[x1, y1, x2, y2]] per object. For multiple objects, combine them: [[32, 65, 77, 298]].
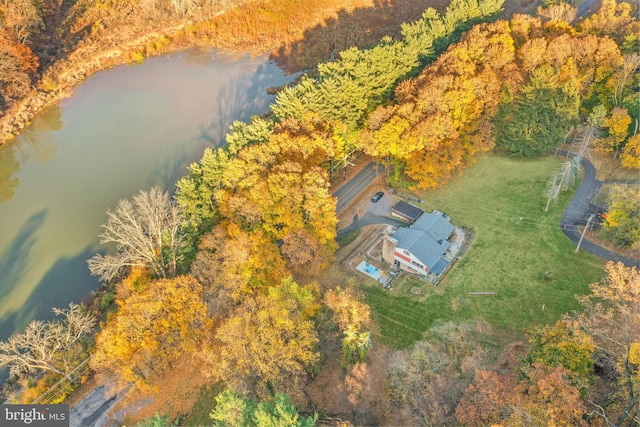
[[210, 277, 320, 399], [210, 389, 316, 427], [91, 274, 211, 388]]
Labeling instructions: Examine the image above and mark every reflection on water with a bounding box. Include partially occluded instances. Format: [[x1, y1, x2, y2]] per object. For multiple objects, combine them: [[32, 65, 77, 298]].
[[0, 107, 61, 202], [0, 147, 19, 202], [0, 49, 294, 341]]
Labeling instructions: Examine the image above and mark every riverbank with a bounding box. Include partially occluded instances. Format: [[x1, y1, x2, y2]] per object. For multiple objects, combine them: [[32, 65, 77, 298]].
[[0, 22, 212, 142], [0, 0, 471, 145]]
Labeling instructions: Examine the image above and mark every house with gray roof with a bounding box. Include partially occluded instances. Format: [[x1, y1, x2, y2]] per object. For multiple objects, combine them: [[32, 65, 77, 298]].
[[382, 211, 455, 276]]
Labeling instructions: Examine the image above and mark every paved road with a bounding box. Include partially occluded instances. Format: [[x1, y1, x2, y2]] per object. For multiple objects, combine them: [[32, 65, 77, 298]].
[[574, 0, 601, 22], [69, 384, 127, 427], [333, 162, 383, 213], [559, 153, 639, 268]]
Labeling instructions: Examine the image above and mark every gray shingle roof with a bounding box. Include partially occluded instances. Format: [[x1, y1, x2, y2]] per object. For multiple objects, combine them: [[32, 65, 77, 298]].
[[392, 211, 454, 273], [411, 212, 454, 242]]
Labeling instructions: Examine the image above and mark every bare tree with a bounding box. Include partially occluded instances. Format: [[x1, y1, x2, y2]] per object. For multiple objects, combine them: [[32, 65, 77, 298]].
[[0, 49, 32, 108], [2, 0, 44, 44], [545, 157, 580, 211], [0, 303, 96, 381], [612, 53, 640, 108], [88, 187, 186, 281], [573, 263, 640, 426], [388, 320, 492, 426], [538, 3, 577, 23]]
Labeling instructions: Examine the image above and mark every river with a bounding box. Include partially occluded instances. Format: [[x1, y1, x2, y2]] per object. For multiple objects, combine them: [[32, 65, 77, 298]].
[[0, 49, 295, 341]]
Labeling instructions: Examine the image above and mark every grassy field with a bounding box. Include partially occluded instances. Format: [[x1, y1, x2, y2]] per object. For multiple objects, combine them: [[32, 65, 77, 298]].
[[364, 154, 606, 348]]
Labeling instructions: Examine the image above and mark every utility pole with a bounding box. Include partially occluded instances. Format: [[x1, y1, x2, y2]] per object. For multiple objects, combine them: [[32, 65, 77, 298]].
[[575, 214, 595, 253], [545, 175, 559, 212]]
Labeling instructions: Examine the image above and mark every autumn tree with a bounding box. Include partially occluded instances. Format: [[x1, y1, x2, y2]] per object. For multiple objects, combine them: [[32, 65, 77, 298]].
[[325, 286, 372, 365], [455, 369, 515, 425], [210, 277, 319, 399], [594, 107, 633, 156], [0, 0, 44, 44], [0, 29, 38, 110], [0, 303, 95, 381], [621, 134, 640, 169], [389, 320, 492, 425], [190, 223, 286, 318], [574, 262, 640, 426], [600, 185, 640, 249], [270, 0, 504, 128], [360, 19, 513, 188], [456, 363, 587, 426], [88, 187, 187, 282], [524, 320, 595, 390], [577, 0, 640, 49], [91, 275, 210, 388], [538, 3, 577, 23], [509, 363, 587, 426]]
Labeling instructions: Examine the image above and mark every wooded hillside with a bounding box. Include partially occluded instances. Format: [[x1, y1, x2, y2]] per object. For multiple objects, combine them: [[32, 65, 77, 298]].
[[1, 0, 638, 425], [0, 0, 444, 141]]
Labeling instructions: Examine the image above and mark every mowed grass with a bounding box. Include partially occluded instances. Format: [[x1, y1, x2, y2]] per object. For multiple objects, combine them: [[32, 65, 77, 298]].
[[364, 154, 606, 348]]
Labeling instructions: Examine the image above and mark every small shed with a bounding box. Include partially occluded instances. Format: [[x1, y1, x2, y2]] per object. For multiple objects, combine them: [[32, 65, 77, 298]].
[[391, 201, 424, 222]]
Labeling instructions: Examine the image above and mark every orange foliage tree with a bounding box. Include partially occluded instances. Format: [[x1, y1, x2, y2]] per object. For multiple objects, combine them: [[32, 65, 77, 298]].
[[456, 364, 587, 426], [91, 274, 211, 389]]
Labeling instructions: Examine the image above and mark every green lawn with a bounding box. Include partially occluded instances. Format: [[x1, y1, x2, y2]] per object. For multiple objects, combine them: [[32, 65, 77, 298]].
[[365, 154, 606, 348]]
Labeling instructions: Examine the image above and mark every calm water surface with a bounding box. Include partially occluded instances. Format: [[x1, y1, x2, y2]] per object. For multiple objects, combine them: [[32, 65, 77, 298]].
[[0, 49, 294, 339]]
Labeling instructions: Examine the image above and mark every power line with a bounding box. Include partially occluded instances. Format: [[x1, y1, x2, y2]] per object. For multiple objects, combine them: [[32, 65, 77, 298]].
[[420, 195, 597, 231]]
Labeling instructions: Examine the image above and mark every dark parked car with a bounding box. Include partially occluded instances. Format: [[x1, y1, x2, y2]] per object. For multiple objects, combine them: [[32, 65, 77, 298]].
[[371, 191, 384, 202]]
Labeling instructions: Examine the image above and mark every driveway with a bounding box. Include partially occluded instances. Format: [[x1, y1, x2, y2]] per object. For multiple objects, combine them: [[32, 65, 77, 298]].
[[559, 153, 639, 268]]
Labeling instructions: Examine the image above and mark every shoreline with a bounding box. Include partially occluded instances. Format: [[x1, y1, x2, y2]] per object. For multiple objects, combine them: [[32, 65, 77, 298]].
[[0, 24, 231, 145]]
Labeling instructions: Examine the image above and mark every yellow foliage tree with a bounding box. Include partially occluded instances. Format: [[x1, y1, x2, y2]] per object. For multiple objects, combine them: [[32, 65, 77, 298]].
[[602, 107, 632, 155], [621, 134, 640, 169], [212, 277, 320, 399], [191, 223, 287, 316], [325, 286, 373, 365], [91, 275, 211, 388]]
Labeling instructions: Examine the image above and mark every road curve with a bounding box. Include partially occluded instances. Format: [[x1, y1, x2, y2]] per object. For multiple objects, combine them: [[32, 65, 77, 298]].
[[559, 153, 639, 268]]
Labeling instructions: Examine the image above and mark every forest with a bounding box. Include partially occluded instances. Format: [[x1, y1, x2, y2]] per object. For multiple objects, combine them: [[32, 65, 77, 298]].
[[1, 0, 639, 425]]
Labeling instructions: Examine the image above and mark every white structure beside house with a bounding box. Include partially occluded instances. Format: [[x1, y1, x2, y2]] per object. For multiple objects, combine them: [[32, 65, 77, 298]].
[[382, 210, 455, 276]]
